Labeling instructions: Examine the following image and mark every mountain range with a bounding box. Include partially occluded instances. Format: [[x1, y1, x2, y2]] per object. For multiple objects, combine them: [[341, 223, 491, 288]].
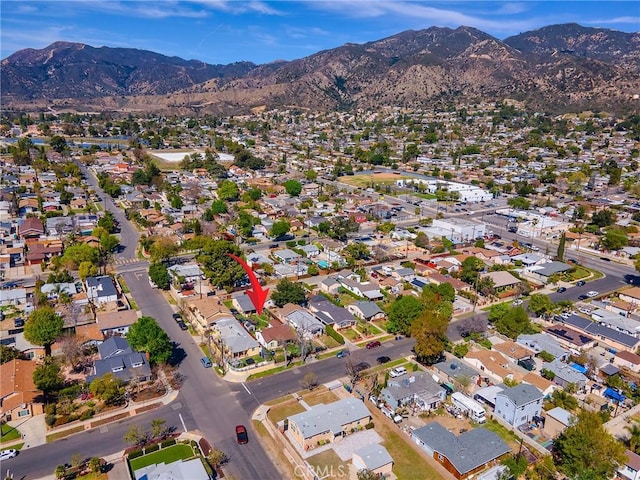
[[1, 23, 639, 115]]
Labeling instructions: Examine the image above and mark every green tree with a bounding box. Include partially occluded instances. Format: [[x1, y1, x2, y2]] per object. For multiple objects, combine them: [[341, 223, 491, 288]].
[[411, 308, 449, 365], [284, 179, 302, 196], [270, 220, 291, 238], [60, 243, 100, 270], [507, 196, 531, 210], [33, 357, 64, 400], [49, 135, 68, 154], [24, 307, 64, 356], [0, 345, 26, 363], [123, 424, 148, 447], [494, 306, 531, 339], [78, 261, 99, 280], [625, 421, 640, 453], [97, 211, 117, 233], [217, 180, 240, 201], [90, 373, 126, 405], [342, 243, 371, 263], [488, 303, 510, 323], [376, 222, 396, 234], [209, 199, 227, 215], [127, 316, 172, 364], [601, 228, 628, 251], [460, 256, 484, 284], [271, 279, 307, 307], [148, 262, 170, 290], [304, 170, 318, 181], [325, 216, 360, 241], [556, 232, 566, 261], [529, 294, 554, 317], [387, 295, 424, 335], [149, 237, 179, 263], [554, 410, 626, 479], [151, 418, 168, 439], [591, 208, 616, 228], [196, 239, 245, 288]]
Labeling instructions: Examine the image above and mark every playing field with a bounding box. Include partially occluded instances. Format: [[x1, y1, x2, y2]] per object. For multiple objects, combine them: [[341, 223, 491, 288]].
[[339, 172, 410, 188]]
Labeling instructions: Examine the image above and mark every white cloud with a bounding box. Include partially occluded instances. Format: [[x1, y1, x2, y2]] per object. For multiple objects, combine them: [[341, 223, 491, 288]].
[[583, 16, 640, 25]]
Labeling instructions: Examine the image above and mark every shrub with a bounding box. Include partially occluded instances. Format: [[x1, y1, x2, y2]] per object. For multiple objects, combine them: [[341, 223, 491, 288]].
[[58, 384, 83, 398], [45, 414, 57, 427], [128, 450, 143, 460], [161, 438, 177, 448], [365, 422, 375, 430], [538, 350, 555, 363], [80, 409, 94, 421], [286, 241, 297, 248], [45, 404, 57, 415], [297, 240, 306, 246], [325, 324, 345, 345], [146, 444, 159, 453]]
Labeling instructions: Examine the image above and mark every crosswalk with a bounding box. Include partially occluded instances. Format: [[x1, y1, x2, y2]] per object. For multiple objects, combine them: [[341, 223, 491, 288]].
[[114, 258, 141, 265]]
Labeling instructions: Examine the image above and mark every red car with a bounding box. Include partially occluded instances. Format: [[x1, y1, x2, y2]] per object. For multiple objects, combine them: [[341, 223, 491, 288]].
[[235, 425, 248, 444], [366, 341, 381, 349]]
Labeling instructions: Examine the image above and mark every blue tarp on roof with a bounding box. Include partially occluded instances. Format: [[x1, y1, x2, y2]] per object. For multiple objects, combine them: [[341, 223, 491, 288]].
[[570, 362, 588, 374], [604, 387, 626, 403]]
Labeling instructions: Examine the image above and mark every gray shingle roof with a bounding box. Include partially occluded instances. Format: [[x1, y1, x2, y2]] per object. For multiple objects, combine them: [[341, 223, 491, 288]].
[[353, 443, 393, 471], [351, 301, 384, 319], [216, 317, 259, 354], [412, 422, 510, 475], [288, 398, 370, 439], [497, 384, 543, 407]]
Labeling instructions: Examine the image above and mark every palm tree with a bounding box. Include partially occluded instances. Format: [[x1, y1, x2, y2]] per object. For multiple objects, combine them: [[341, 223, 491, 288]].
[[626, 422, 640, 453]]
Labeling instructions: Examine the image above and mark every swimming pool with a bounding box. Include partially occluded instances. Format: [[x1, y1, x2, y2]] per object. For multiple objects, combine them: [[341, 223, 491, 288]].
[[317, 260, 329, 269]]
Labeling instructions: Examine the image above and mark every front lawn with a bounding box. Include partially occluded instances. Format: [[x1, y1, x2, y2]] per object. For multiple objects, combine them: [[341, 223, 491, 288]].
[[301, 388, 339, 407], [319, 334, 341, 349], [129, 444, 195, 472], [0, 423, 20, 443], [341, 328, 361, 341], [267, 400, 306, 424]]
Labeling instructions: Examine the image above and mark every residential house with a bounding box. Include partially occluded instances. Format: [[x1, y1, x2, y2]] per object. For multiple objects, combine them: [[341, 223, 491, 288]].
[[18, 217, 44, 239], [338, 277, 384, 301], [308, 295, 356, 329], [0, 359, 43, 421], [545, 324, 596, 352], [87, 336, 151, 384], [613, 350, 640, 373], [522, 372, 555, 397], [480, 271, 521, 293], [256, 323, 296, 349], [347, 301, 385, 322], [274, 249, 301, 264], [618, 287, 640, 307], [432, 358, 481, 392], [167, 263, 204, 286], [411, 422, 510, 480], [618, 450, 640, 480], [287, 398, 371, 450], [544, 359, 588, 390], [300, 244, 320, 257], [380, 372, 446, 412], [281, 305, 324, 337], [525, 261, 573, 284], [214, 317, 260, 358], [232, 294, 257, 315], [133, 458, 209, 480], [557, 314, 640, 353], [186, 297, 232, 330], [517, 333, 571, 362], [96, 310, 138, 337], [590, 308, 640, 337], [494, 384, 543, 427], [86, 276, 119, 305], [0, 288, 27, 306], [319, 277, 341, 295], [352, 444, 393, 478], [543, 406, 574, 438], [465, 350, 521, 384], [492, 341, 535, 367]]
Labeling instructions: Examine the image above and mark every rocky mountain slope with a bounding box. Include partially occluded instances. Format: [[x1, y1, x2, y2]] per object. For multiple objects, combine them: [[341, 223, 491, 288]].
[[1, 24, 638, 115]]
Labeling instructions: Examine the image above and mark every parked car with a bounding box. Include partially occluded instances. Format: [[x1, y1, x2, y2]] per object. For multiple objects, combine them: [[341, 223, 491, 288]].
[[587, 291, 599, 298], [556, 287, 567, 293], [201, 357, 213, 368], [177, 320, 188, 331], [0, 449, 17, 460], [235, 425, 249, 444], [336, 350, 349, 358], [389, 366, 407, 378], [513, 299, 524, 306], [366, 341, 381, 349], [576, 281, 586, 287], [172, 313, 182, 322], [376, 356, 391, 364], [578, 294, 589, 300], [13, 318, 24, 328]]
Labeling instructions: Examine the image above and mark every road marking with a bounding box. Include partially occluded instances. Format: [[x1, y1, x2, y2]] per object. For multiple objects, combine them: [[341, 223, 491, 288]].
[[171, 402, 182, 410], [179, 413, 187, 433], [241, 383, 252, 395]]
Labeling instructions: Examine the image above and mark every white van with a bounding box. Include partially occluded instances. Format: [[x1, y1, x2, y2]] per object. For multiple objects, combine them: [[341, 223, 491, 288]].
[[389, 366, 407, 378]]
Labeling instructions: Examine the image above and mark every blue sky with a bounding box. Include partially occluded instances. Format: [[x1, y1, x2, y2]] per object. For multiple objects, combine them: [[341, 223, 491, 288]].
[[2, 1, 638, 65]]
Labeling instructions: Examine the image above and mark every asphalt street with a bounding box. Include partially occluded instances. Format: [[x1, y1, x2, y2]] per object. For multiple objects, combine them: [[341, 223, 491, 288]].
[[1, 402, 198, 479]]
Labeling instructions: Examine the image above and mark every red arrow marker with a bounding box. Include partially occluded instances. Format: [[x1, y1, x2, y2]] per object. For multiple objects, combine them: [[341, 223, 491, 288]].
[[227, 253, 269, 315]]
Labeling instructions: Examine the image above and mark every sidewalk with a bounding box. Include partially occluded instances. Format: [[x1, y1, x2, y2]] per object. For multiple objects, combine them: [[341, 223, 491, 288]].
[[3, 379, 179, 453]]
